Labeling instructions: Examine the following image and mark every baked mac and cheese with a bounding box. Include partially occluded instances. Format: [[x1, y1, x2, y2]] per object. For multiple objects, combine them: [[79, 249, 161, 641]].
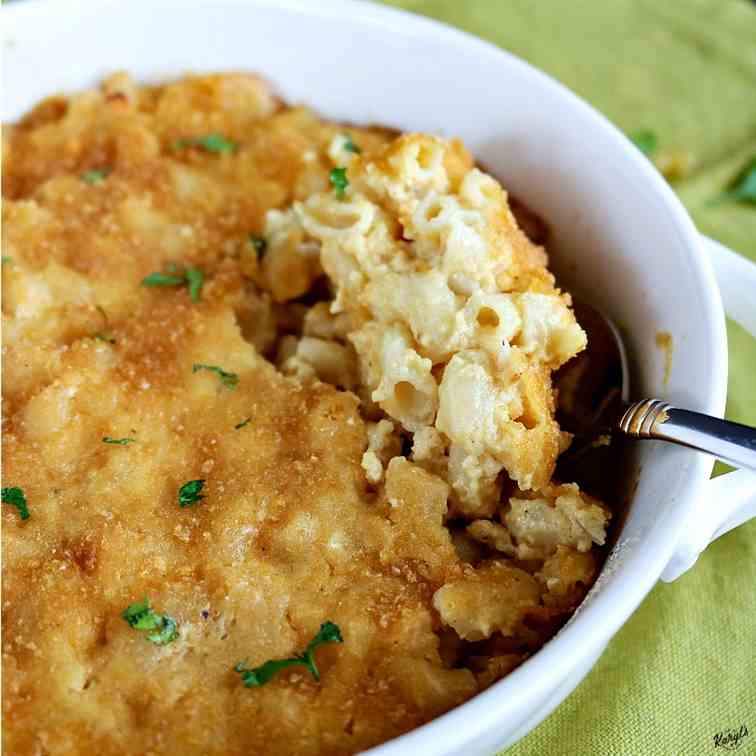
[[2, 73, 610, 756]]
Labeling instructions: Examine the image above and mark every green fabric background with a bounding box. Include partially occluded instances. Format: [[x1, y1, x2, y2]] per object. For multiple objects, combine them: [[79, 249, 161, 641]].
[[376, 1, 756, 754]]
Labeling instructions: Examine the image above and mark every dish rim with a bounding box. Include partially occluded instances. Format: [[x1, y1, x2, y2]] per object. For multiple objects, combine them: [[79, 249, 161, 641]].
[[1, 1, 729, 753]]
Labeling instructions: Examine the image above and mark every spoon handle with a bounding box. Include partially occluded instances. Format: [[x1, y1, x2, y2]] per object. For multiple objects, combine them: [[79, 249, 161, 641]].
[[618, 399, 756, 472]]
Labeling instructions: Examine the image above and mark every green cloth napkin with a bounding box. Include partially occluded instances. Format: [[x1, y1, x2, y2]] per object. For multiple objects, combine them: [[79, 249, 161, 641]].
[[377, 1, 756, 753]]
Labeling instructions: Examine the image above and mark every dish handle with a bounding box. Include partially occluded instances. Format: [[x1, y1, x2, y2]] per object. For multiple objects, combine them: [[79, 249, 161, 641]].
[[661, 235, 756, 582]]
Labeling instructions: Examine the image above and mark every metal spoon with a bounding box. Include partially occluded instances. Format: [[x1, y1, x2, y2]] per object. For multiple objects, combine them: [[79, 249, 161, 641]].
[[555, 300, 756, 472]]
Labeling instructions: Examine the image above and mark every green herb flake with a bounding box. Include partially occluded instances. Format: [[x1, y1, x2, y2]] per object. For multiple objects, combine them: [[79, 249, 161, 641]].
[[717, 156, 756, 206], [121, 599, 179, 645], [185, 267, 204, 302], [343, 135, 361, 154], [629, 130, 658, 157], [1, 256, 11, 265], [2, 487, 30, 521], [235, 621, 343, 688], [102, 436, 135, 445], [249, 235, 267, 259], [234, 417, 251, 430], [122, 599, 160, 630], [329, 167, 349, 199], [141, 267, 205, 302], [141, 272, 187, 288], [192, 363, 239, 390], [81, 168, 110, 184], [178, 479, 206, 508], [147, 615, 178, 645], [175, 133, 237, 154], [93, 333, 116, 344]]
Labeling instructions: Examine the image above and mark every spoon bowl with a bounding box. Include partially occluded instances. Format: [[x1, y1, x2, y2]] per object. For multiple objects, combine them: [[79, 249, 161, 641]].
[[561, 300, 756, 473]]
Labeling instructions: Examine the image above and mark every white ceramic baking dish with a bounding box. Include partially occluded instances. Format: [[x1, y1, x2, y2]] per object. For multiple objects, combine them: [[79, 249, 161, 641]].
[[3, 1, 756, 753]]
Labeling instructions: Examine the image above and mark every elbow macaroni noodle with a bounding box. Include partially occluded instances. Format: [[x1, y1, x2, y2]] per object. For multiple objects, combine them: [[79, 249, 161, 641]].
[[296, 133, 587, 513]]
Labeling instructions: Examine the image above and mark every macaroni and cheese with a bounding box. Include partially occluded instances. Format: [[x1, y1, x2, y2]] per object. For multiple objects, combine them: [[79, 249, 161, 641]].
[[2, 73, 610, 756]]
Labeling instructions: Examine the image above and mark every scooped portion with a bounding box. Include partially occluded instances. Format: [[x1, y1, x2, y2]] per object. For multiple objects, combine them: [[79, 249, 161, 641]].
[[2, 72, 609, 756], [295, 133, 587, 515]]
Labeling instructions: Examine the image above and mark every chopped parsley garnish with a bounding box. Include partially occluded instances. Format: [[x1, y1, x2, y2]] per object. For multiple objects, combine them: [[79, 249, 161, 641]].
[[343, 135, 361, 154], [329, 167, 349, 198], [178, 479, 206, 508], [2, 487, 30, 521], [716, 156, 756, 206], [93, 333, 116, 344], [81, 168, 110, 184], [142, 271, 187, 287], [192, 363, 239, 390], [235, 621, 343, 687], [185, 267, 204, 302], [249, 235, 267, 259], [629, 130, 658, 157], [234, 417, 251, 430], [141, 267, 204, 302], [1, 256, 11, 265], [121, 599, 179, 645], [149, 615, 178, 645], [175, 133, 237, 154], [102, 436, 135, 445]]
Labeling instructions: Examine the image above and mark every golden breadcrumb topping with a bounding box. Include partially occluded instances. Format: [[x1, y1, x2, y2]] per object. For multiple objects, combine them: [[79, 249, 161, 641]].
[[2, 73, 609, 756]]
